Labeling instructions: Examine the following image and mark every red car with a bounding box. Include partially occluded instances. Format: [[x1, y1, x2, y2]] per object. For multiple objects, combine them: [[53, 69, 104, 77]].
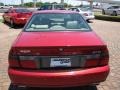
[[8, 10, 109, 89], [3, 8, 32, 27]]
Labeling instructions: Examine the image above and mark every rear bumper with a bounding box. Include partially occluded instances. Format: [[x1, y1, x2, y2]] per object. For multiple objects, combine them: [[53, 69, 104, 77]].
[[86, 16, 95, 20], [8, 65, 110, 87]]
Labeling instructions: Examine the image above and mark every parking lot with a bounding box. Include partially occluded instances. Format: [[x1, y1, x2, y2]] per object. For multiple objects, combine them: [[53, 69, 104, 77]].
[[0, 19, 120, 90]]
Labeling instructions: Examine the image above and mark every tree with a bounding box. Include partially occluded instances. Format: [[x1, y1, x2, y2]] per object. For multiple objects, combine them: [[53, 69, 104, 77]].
[[51, 2, 58, 4], [24, 2, 34, 7], [0, 2, 4, 6], [36, 2, 43, 7]]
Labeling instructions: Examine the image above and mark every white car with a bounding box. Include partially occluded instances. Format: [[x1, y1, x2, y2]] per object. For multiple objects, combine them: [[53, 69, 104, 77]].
[[68, 7, 95, 21], [102, 5, 120, 16], [0, 5, 13, 9]]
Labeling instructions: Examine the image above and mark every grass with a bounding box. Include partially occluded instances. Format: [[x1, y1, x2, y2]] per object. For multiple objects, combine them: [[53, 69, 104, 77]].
[[94, 12, 120, 22], [0, 19, 3, 24]]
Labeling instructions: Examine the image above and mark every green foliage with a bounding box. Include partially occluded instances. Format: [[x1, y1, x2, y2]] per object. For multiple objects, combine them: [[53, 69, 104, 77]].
[[0, 2, 4, 6], [24, 2, 34, 7], [95, 14, 120, 22], [36, 2, 43, 7], [22, 2, 72, 8]]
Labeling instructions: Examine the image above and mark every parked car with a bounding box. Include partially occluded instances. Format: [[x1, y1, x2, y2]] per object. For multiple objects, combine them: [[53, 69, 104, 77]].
[[0, 5, 13, 9], [102, 5, 120, 16], [38, 4, 65, 10], [8, 10, 109, 89], [3, 8, 32, 27], [68, 7, 95, 21]]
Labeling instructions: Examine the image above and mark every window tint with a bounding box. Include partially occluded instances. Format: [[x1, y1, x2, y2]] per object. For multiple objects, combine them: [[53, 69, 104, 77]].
[[15, 9, 30, 13], [108, 7, 114, 9], [40, 4, 64, 10], [113, 6, 120, 9], [25, 13, 91, 31]]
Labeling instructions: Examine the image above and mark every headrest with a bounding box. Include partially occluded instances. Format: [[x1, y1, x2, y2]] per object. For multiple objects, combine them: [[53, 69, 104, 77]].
[[66, 21, 78, 29]]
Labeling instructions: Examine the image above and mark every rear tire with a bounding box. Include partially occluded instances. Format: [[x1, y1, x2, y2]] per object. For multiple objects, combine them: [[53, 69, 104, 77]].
[[102, 9, 105, 15], [9, 84, 18, 90], [3, 17, 6, 23], [112, 11, 117, 16], [10, 19, 15, 28], [86, 19, 91, 23], [9, 83, 27, 90], [3, 19, 6, 23]]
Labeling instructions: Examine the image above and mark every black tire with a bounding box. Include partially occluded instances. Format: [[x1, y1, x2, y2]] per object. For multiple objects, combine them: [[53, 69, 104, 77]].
[[102, 9, 105, 15], [10, 19, 15, 28], [3, 17, 6, 23], [112, 11, 117, 16], [9, 84, 18, 90], [9, 83, 27, 90], [3, 19, 6, 23]]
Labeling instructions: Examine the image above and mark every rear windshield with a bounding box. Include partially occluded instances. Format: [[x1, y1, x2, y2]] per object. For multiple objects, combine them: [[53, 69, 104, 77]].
[[80, 6, 92, 11], [40, 4, 64, 10], [113, 6, 120, 9], [15, 9, 31, 13], [25, 13, 91, 31]]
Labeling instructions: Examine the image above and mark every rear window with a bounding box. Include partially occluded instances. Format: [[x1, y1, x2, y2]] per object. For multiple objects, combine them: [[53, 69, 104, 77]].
[[15, 9, 31, 13], [25, 13, 91, 31], [40, 4, 64, 10], [113, 6, 120, 9], [40, 5, 52, 10]]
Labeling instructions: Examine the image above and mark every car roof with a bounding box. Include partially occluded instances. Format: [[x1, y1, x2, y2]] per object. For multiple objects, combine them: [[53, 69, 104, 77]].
[[10, 8, 28, 10], [34, 10, 78, 14], [108, 5, 120, 7]]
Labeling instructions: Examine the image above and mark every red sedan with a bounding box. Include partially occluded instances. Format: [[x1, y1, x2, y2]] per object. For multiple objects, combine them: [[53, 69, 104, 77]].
[[3, 8, 32, 27], [8, 10, 109, 89]]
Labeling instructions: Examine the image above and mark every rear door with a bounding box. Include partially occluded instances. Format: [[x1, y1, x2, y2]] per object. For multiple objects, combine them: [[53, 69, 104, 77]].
[[113, 6, 120, 15], [106, 6, 114, 15]]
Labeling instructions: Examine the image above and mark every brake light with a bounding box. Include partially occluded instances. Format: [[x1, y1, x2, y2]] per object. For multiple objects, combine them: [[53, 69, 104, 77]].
[[9, 49, 20, 68], [19, 56, 38, 69], [83, 49, 109, 68], [99, 50, 109, 66], [9, 49, 39, 69], [17, 13, 22, 18], [83, 13, 88, 16]]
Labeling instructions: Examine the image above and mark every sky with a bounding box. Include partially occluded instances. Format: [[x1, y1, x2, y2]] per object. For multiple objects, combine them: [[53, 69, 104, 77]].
[[0, 0, 89, 5]]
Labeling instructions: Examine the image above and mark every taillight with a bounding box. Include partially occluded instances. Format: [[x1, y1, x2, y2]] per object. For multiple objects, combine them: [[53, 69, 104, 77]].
[[83, 54, 101, 67], [83, 13, 88, 16], [19, 56, 38, 69], [99, 50, 109, 66], [83, 49, 109, 68], [9, 49, 39, 69], [9, 50, 20, 68], [16, 14, 22, 18]]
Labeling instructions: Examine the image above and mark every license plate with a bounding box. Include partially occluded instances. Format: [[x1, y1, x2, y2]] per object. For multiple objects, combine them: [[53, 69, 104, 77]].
[[50, 58, 71, 67]]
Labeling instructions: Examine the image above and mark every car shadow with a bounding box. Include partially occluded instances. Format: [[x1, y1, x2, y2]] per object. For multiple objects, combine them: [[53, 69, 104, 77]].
[[3, 22, 24, 29], [9, 85, 98, 90], [87, 20, 93, 23]]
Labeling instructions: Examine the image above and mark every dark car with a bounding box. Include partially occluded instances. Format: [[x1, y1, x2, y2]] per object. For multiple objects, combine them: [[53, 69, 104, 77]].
[[102, 5, 120, 16]]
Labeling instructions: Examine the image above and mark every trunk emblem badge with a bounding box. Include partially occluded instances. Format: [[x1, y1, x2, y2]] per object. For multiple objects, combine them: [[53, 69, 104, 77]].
[[59, 48, 63, 51], [20, 50, 31, 53]]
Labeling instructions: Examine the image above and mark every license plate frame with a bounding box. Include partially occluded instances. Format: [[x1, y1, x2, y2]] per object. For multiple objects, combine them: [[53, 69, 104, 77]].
[[50, 58, 71, 67]]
